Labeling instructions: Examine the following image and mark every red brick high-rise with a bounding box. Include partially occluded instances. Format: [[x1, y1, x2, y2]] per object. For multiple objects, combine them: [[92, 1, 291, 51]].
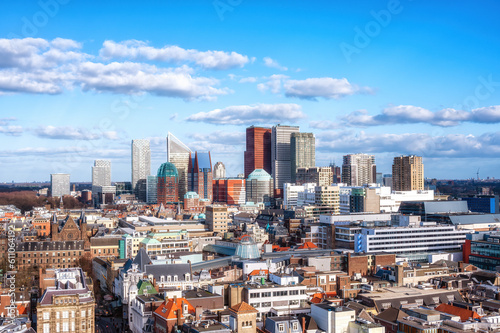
[[244, 126, 272, 178], [213, 178, 246, 205]]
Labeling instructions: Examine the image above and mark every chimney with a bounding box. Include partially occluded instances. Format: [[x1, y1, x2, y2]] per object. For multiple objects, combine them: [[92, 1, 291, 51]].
[[302, 316, 306, 333]]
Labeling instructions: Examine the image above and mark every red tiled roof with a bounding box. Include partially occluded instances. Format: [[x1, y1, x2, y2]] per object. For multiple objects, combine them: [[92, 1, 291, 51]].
[[297, 242, 318, 249], [436, 303, 481, 321], [154, 298, 195, 320], [310, 297, 323, 304], [248, 269, 269, 276], [230, 301, 258, 313]]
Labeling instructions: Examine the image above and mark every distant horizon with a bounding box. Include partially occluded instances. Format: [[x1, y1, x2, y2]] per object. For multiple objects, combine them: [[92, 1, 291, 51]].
[[1, 1, 499, 182]]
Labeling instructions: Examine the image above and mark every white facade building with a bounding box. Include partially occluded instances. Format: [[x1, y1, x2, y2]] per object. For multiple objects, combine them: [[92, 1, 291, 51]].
[[50, 173, 70, 197], [131, 139, 151, 191]]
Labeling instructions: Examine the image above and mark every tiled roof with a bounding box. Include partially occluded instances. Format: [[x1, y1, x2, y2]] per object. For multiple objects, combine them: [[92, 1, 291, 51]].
[[435, 303, 481, 321], [297, 242, 318, 249], [229, 301, 258, 313], [154, 298, 195, 320]]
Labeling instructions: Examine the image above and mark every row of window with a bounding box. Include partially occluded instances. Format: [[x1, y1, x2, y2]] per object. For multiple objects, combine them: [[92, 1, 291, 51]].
[[42, 309, 92, 320], [20, 252, 82, 258], [250, 300, 300, 308], [249, 289, 305, 298]]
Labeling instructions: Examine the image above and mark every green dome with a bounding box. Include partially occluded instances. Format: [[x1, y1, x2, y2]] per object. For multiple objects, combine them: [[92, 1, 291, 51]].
[[184, 191, 199, 199], [247, 169, 271, 181], [157, 162, 178, 178]]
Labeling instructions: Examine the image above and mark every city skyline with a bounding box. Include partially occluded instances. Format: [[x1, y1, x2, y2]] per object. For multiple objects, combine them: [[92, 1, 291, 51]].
[[1, 1, 500, 182]]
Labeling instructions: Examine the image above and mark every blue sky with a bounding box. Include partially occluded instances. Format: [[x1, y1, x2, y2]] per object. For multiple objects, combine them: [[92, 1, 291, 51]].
[[1, 0, 500, 182]]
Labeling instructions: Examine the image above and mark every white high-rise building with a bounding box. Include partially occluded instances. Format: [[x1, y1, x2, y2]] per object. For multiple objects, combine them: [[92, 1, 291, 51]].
[[50, 173, 70, 197], [92, 160, 111, 187], [213, 161, 226, 179], [166, 132, 192, 200], [271, 125, 300, 190], [131, 139, 151, 191], [341, 153, 376, 186]]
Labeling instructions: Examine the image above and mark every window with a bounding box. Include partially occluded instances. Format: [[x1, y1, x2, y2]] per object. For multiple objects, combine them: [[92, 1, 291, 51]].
[[81, 310, 85, 317], [43, 312, 50, 320], [71, 321, 75, 331], [278, 323, 285, 332], [62, 322, 69, 332], [293, 322, 298, 330], [63, 311, 69, 318], [56, 323, 60, 333], [43, 323, 50, 333], [56, 312, 60, 319]]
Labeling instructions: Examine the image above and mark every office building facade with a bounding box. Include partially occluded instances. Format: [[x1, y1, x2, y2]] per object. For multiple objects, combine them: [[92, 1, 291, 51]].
[[167, 132, 192, 201], [341, 154, 376, 186], [290, 132, 315, 183], [213, 178, 246, 205], [131, 139, 151, 194], [244, 126, 272, 178], [392, 155, 424, 191], [146, 175, 157, 204], [157, 162, 179, 205], [188, 151, 213, 202], [51, 173, 70, 197], [271, 125, 300, 189], [246, 169, 273, 205]]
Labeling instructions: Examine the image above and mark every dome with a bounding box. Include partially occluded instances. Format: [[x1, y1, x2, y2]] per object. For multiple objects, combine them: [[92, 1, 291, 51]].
[[184, 191, 199, 199], [235, 236, 260, 259], [247, 169, 271, 181], [157, 162, 178, 178]]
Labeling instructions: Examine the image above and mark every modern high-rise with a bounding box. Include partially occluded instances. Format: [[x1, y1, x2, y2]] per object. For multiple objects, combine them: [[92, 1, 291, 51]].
[[290, 132, 315, 183], [246, 169, 273, 205], [244, 126, 272, 178], [146, 175, 158, 204], [157, 162, 179, 205], [50, 173, 70, 197], [213, 161, 226, 179], [271, 125, 300, 189], [392, 155, 424, 191], [213, 178, 246, 205], [92, 160, 111, 205], [92, 160, 111, 187], [188, 151, 213, 202], [341, 154, 376, 186], [296, 167, 333, 186], [131, 139, 151, 193], [167, 132, 192, 201]]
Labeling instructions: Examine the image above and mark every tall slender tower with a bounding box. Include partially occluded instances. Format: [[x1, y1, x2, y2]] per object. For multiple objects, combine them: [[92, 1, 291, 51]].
[[131, 139, 151, 195], [392, 155, 424, 191], [271, 125, 300, 190], [188, 151, 213, 202], [290, 132, 315, 183], [166, 132, 192, 201], [341, 153, 376, 186], [244, 126, 272, 178]]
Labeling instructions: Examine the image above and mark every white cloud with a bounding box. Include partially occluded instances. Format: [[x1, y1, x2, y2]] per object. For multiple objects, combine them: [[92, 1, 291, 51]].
[[0, 125, 23, 136], [99, 40, 250, 70], [316, 130, 500, 158], [76, 62, 228, 100], [186, 103, 305, 125], [257, 74, 289, 94], [284, 77, 372, 100], [239, 76, 257, 83], [34, 125, 120, 140], [336, 105, 500, 127], [263, 57, 288, 71]]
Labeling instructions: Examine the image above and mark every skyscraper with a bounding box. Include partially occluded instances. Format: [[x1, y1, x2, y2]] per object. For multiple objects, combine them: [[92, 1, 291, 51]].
[[188, 151, 213, 202], [244, 126, 272, 178], [213, 161, 226, 179], [167, 132, 192, 201], [341, 154, 376, 186], [156, 162, 179, 205], [271, 125, 300, 189], [131, 139, 151, 194], [290, 132, 315, 183], [50, 173, 70, 197], [92, 160, 111, 187], [146, 175, 158, 204], [392, 155, 424, 191]]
